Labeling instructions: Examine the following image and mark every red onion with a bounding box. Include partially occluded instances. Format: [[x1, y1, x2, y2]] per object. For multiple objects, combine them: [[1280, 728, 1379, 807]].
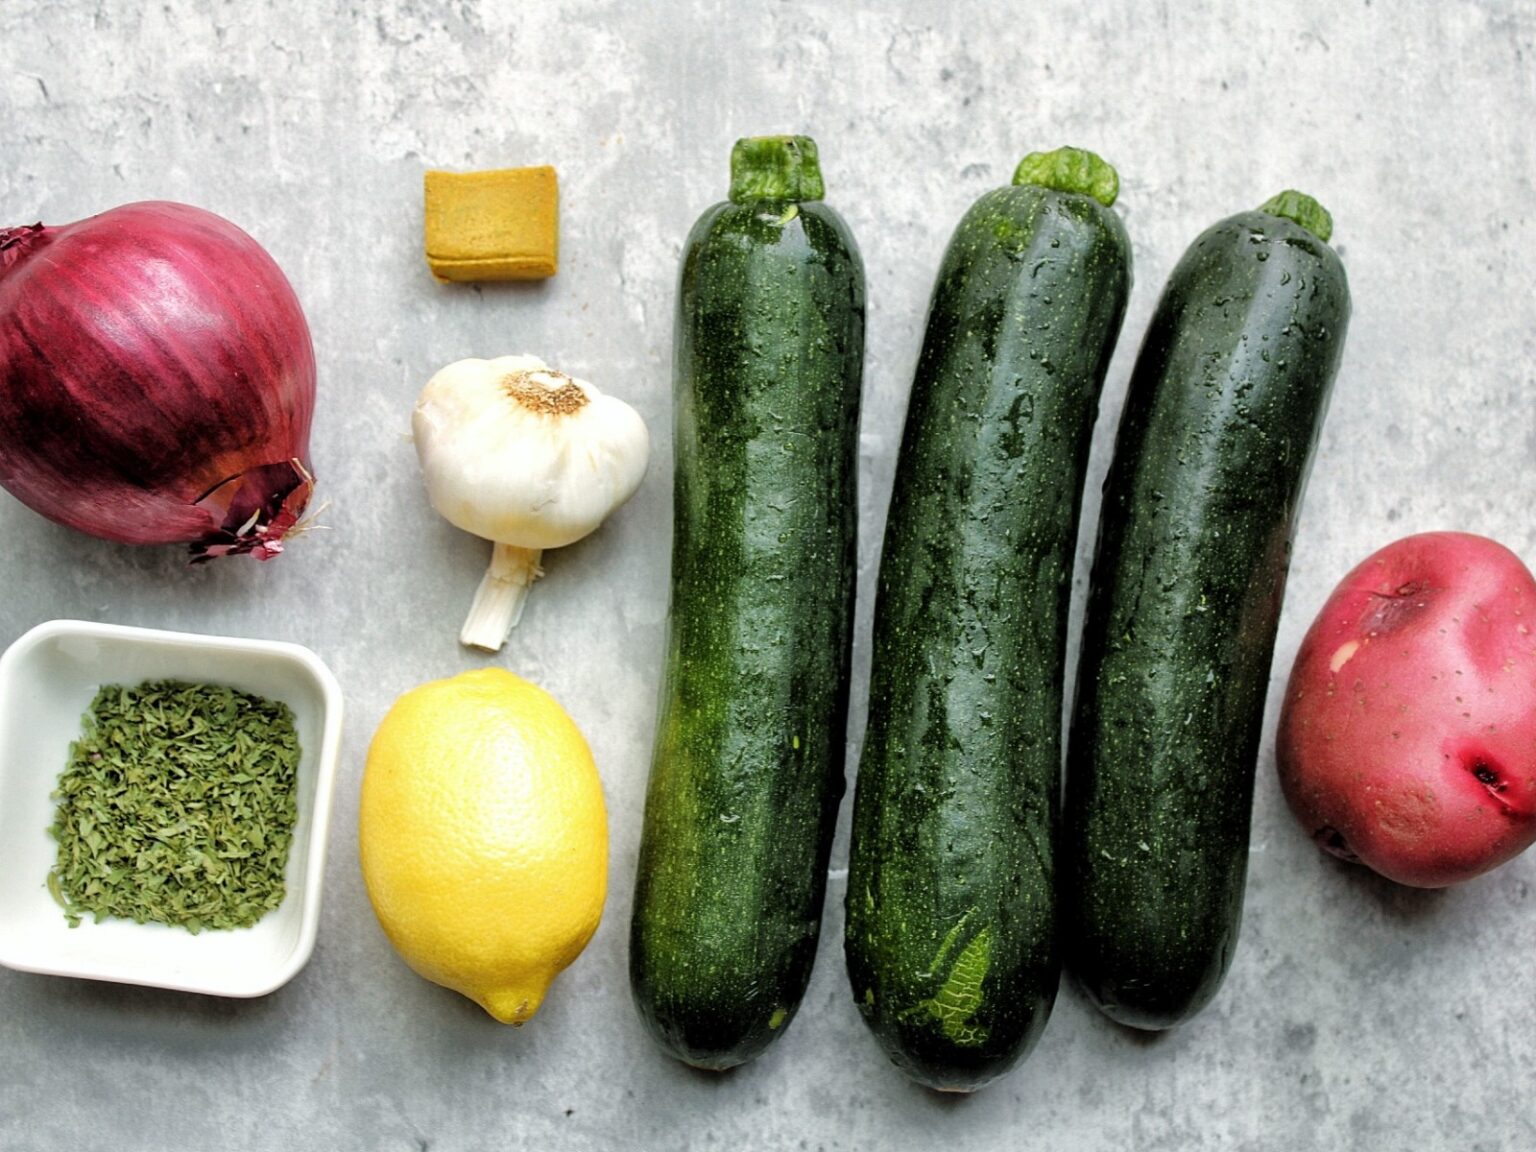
[[0, 201, 316, 560]]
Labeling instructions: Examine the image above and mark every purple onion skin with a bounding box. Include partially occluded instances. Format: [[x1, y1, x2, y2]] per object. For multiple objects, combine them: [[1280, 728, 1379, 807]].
[[0, 201, 316, 560]]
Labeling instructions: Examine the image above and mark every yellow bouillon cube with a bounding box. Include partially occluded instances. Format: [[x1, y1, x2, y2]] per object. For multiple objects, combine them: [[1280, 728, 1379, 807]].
[[423, 166, 559, 282]]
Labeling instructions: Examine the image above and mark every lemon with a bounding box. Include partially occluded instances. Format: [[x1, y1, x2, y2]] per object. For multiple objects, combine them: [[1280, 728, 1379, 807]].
[[359, 667, 607, 1024]]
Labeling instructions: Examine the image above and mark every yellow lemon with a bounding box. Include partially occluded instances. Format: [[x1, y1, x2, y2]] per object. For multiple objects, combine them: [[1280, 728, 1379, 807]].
[[359, 667, 607, 1024]]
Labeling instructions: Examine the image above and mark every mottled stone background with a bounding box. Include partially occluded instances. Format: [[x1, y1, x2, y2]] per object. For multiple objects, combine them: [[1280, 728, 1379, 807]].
[[2, 2, 1535, 1149]]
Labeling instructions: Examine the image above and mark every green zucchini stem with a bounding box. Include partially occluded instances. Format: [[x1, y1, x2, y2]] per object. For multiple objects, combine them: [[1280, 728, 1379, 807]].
[[1012, 146, 1119, 206], [729, 136, 825, 203], [1259, 190, 1334, 243], [460, 542, 544, 651]]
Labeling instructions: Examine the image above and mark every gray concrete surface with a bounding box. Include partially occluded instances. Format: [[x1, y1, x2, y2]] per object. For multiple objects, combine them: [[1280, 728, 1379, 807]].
[[3, 1, 1535, 1148]]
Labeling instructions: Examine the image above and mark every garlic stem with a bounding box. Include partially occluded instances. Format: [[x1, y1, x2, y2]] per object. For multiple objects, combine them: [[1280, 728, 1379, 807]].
[[460, 543, 544, 651]]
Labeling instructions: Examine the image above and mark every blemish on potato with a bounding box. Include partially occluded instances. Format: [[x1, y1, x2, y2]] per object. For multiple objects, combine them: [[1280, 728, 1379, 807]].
[[1328, 639, 1359, 673], [1471, 761, 1502, 787], [1363, 582, 1434, 636], [1312, 825, 1359, 862]]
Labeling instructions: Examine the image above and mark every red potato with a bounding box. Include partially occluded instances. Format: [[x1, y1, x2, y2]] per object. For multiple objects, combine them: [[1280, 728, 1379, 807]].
[[1277, 531, 1536, 887]]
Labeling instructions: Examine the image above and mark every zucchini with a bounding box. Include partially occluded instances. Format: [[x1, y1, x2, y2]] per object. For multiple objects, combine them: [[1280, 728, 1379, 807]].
[[845, 147, 1131, 1091], [1064, 190, 1350, 1030], [629, 136, 864, 1069]]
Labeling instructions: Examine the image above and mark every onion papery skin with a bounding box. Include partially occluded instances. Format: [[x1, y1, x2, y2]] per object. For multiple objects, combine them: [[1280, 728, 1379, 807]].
[[0, 201, 316, 560]]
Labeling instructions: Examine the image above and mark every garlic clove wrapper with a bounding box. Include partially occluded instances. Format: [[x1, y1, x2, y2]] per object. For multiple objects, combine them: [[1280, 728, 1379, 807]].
[[413, 355, 650, 650]]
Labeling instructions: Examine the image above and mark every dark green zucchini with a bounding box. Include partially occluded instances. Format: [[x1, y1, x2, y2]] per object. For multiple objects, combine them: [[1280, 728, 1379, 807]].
[[1064, 190, 1350, 1030], [845, 147, 1131, 1091], [629, 136, 864, 1070]]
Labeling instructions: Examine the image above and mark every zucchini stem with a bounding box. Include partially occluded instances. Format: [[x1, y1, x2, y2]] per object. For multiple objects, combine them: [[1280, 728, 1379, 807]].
[[1012, 146, 1119, 207], [460, 542, 544, 651], [1259, 190, 1334, 243], [729, 136, 824, 203]]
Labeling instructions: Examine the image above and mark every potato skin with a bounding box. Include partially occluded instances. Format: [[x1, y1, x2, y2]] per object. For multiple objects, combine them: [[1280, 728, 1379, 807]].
[[1277, 531, 1536, 887]]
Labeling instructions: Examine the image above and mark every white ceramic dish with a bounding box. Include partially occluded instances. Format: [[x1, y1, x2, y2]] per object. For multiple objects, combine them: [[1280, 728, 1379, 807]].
[[0, 619, 343, 997]]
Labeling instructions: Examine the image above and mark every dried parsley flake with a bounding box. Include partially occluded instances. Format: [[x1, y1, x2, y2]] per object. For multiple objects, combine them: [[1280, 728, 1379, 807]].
[[47, 680, 301, 934]]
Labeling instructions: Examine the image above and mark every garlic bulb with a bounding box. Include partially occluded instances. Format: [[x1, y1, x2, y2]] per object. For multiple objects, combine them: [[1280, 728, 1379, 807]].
[[413, 354, 649, 651]]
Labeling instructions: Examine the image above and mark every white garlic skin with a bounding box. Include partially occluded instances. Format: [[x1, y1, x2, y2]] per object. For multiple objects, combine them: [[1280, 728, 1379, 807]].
[[412, 354, 650, 550]]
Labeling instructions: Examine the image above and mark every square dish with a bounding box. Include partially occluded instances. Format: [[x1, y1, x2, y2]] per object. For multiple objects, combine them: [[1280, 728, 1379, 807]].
[[0, 619, 343, 997]]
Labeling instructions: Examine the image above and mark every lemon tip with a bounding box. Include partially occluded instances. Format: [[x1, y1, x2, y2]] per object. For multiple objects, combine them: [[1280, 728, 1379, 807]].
[[480, 987, 544, 1025]]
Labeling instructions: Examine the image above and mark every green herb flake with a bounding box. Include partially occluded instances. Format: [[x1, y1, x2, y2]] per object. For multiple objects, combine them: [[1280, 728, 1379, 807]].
[[47, 680, 301, 933]]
